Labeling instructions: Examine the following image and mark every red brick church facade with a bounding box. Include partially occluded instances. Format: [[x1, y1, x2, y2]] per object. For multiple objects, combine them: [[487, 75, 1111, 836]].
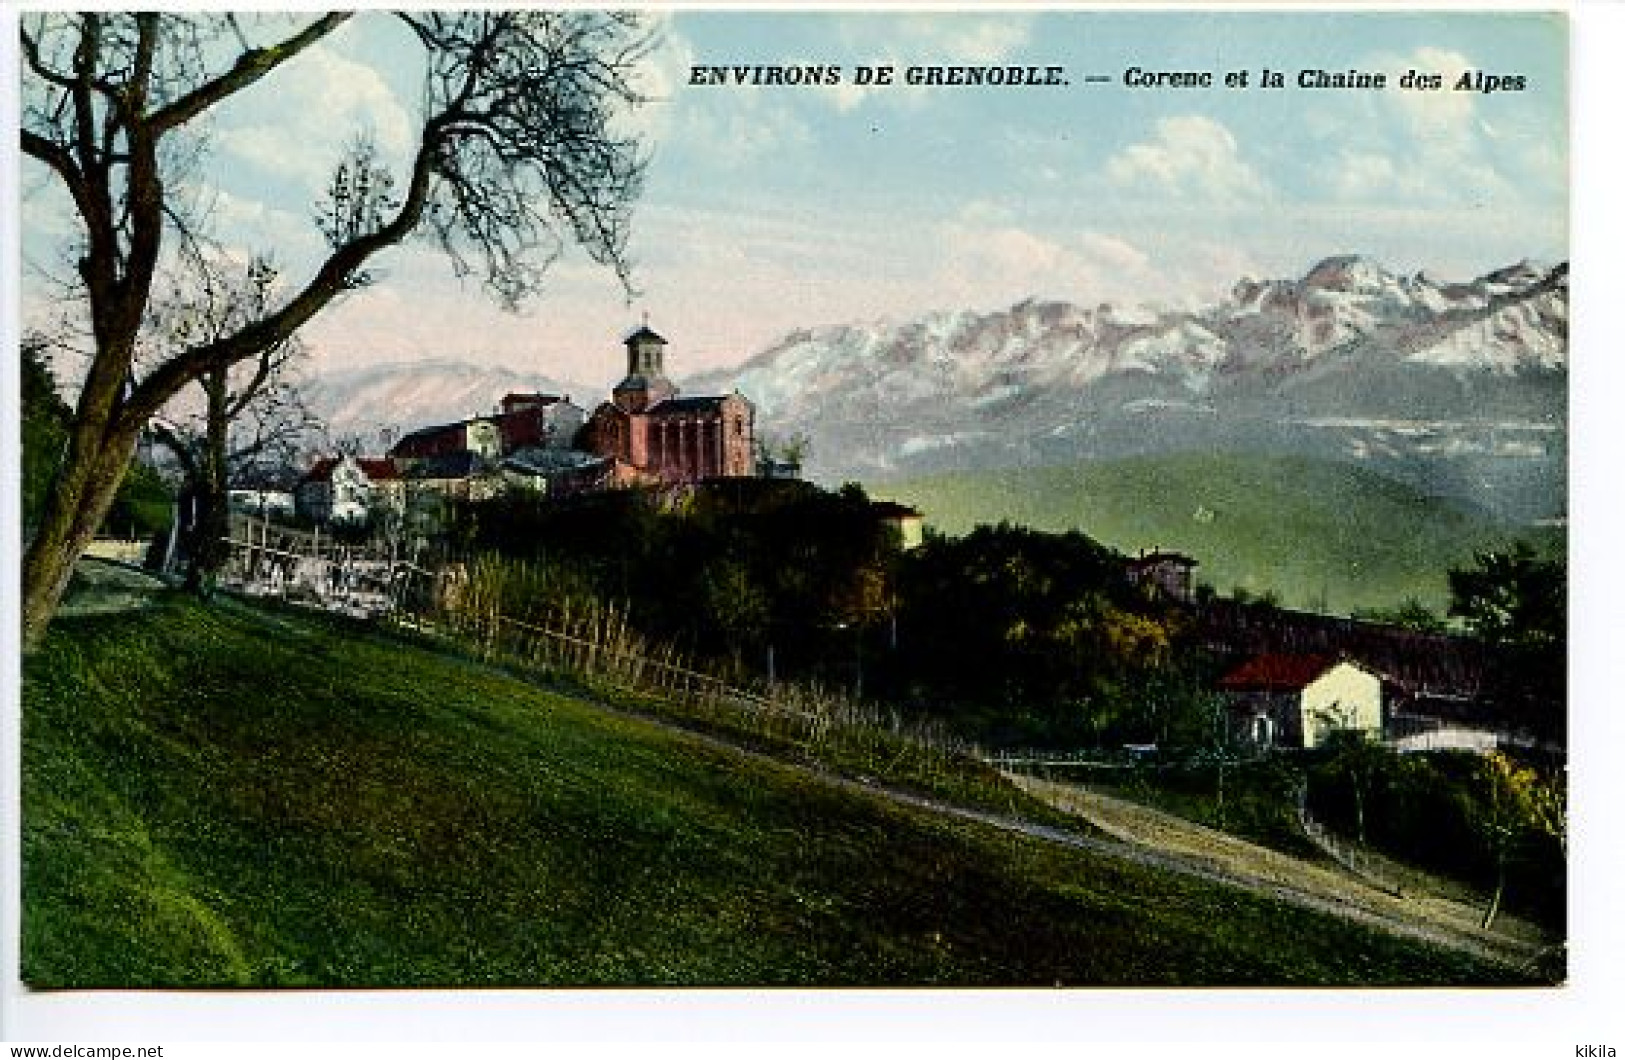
[[582, 326, 755, 485]]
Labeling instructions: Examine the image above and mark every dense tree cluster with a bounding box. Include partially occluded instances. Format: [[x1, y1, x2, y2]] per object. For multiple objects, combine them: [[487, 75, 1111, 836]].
[[1448, 543, 1566, 740], [448, 480, 901, 688], [886, 524, 1198, 745], [452, 490, 1212, 746], [1307, 743, 1564, 928]]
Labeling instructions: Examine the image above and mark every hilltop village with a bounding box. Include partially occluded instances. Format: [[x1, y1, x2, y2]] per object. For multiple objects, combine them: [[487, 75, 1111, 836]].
[[282, 326, 782, 526], [199, 326, 1548, 766]]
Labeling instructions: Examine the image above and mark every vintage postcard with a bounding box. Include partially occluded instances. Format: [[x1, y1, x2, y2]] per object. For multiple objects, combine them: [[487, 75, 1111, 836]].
[[5, 1, 1590, 1047]]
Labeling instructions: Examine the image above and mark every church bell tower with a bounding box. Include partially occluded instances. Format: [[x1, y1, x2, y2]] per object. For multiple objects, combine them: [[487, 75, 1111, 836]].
[[612, 324, 676, 413]]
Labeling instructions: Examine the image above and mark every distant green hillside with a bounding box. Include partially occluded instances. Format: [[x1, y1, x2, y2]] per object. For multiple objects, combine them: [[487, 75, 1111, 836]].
[[877, 453, 1558, 616], [23, 596, 1516, 986]]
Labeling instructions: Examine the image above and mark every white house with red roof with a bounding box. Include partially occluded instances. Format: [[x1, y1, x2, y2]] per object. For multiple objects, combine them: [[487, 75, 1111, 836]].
[[295, 456, 403, 525], [1217, 653, 1383, 749]]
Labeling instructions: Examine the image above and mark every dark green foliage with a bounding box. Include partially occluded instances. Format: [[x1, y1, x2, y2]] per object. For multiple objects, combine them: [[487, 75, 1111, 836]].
[[453, 489, 1227, 752], [1306, 746, 1565, 929], [888, 523, 1189, 746], [22, 599, 1526, 986], [1448, 543, 1566, 739], [21, 337, 72, 532], [448, 480, 901, 687], [22, 337, 173, 540], [105, 459, 175, 539], [880, 452, 1549, 616]]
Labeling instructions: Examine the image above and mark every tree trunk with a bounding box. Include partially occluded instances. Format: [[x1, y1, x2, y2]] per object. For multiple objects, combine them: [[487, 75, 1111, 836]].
[[1354, 781, 1367, 845], [20, 427, 142, 652], [1481, 856, 1507, 930], [183, 369, 233, 593]]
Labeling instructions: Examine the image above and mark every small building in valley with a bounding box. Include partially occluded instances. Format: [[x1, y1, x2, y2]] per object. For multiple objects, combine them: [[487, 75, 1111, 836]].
[[1217, 653, 1383, 749], [1126, 548, 1198, 604], [870, 501, 926, 550]]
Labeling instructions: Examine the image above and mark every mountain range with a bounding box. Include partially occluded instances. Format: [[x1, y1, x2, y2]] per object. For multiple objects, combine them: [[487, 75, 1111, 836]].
[[688, 255, 1567, 524], [308, 255, 1567, 524], [304, 358, 589, 453]]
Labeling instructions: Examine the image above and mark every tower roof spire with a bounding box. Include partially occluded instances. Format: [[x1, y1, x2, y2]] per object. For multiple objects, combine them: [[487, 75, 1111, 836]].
[[614, 323, 675, 411]]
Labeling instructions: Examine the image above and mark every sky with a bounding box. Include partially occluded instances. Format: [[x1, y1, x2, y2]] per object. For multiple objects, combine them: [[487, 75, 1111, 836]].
[[17, 8, 1569, 390]]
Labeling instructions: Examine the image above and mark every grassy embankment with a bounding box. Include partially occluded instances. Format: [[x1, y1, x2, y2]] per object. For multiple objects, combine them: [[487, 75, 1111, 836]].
[[878, 452, 1561, 616], [23, 593, 1534, 986]]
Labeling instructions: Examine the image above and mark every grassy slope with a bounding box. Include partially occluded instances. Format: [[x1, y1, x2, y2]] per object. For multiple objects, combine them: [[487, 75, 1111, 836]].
[[877, 452, 1555, 615], [23, 597, 1525, 987]]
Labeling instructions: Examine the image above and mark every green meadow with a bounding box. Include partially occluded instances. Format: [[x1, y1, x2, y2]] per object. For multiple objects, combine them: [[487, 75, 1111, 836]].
[[22, 594, 1528, 987], [877, 452, 1559, 616]]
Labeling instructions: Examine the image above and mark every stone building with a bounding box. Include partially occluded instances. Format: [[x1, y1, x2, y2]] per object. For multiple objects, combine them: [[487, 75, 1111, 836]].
[[1125, 549, 1198, 604], [391, 416, 502, 462], [390, 393, 584, 464], [494, 392, 586, 452], [582, 326, 755, 485]]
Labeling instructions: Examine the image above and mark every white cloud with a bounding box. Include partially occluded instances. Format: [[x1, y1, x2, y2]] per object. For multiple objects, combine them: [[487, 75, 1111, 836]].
[[930, 210, 1142, 309], [664, 75, 814, 166], [620, 14, 695, 144], [1298, 46, 1562, 211], [1106, 117, 1270, 202], [1385, 47, 1479, 143], [681, 100, 813, 165], [213, 42, 417, 191], [1076, 231, 1153, 277], [842, 14, 1032, 64]]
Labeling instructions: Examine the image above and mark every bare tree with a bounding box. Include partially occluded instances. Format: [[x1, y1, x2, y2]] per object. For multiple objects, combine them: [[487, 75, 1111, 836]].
[[147, 258, 321, 591], [19, 12, 651, 648]]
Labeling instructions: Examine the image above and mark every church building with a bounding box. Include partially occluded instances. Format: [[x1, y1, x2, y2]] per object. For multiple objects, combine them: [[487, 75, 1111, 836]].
[[582, 326, 756, 486]]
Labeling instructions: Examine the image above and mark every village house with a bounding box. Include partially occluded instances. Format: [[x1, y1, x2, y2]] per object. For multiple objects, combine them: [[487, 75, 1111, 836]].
[[400, 452, 506, 505], [1193, 598, 1489, 728], [498, 447, 612, 497], [870, 501, 926, 550], [1126, 548, 1198, 604], [581, 326, 756, 485], [295, 456, 403, 525], [1217, 653, 1384, 749], [494, 392, 587, 451]]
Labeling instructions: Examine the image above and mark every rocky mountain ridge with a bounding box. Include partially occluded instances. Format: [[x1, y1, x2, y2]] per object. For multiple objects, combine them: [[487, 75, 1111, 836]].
[[307, 256, 1567, 522], [686, 256, 1566, 522]]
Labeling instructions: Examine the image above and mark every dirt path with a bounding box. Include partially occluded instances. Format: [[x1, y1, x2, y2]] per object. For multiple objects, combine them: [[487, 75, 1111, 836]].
[[1000, 772, 1556, 972], [188, 600, 1565, 975], [57, 557, 172, 617], [518, 671, 1558, 972], [389, 619, 1561, 973]]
